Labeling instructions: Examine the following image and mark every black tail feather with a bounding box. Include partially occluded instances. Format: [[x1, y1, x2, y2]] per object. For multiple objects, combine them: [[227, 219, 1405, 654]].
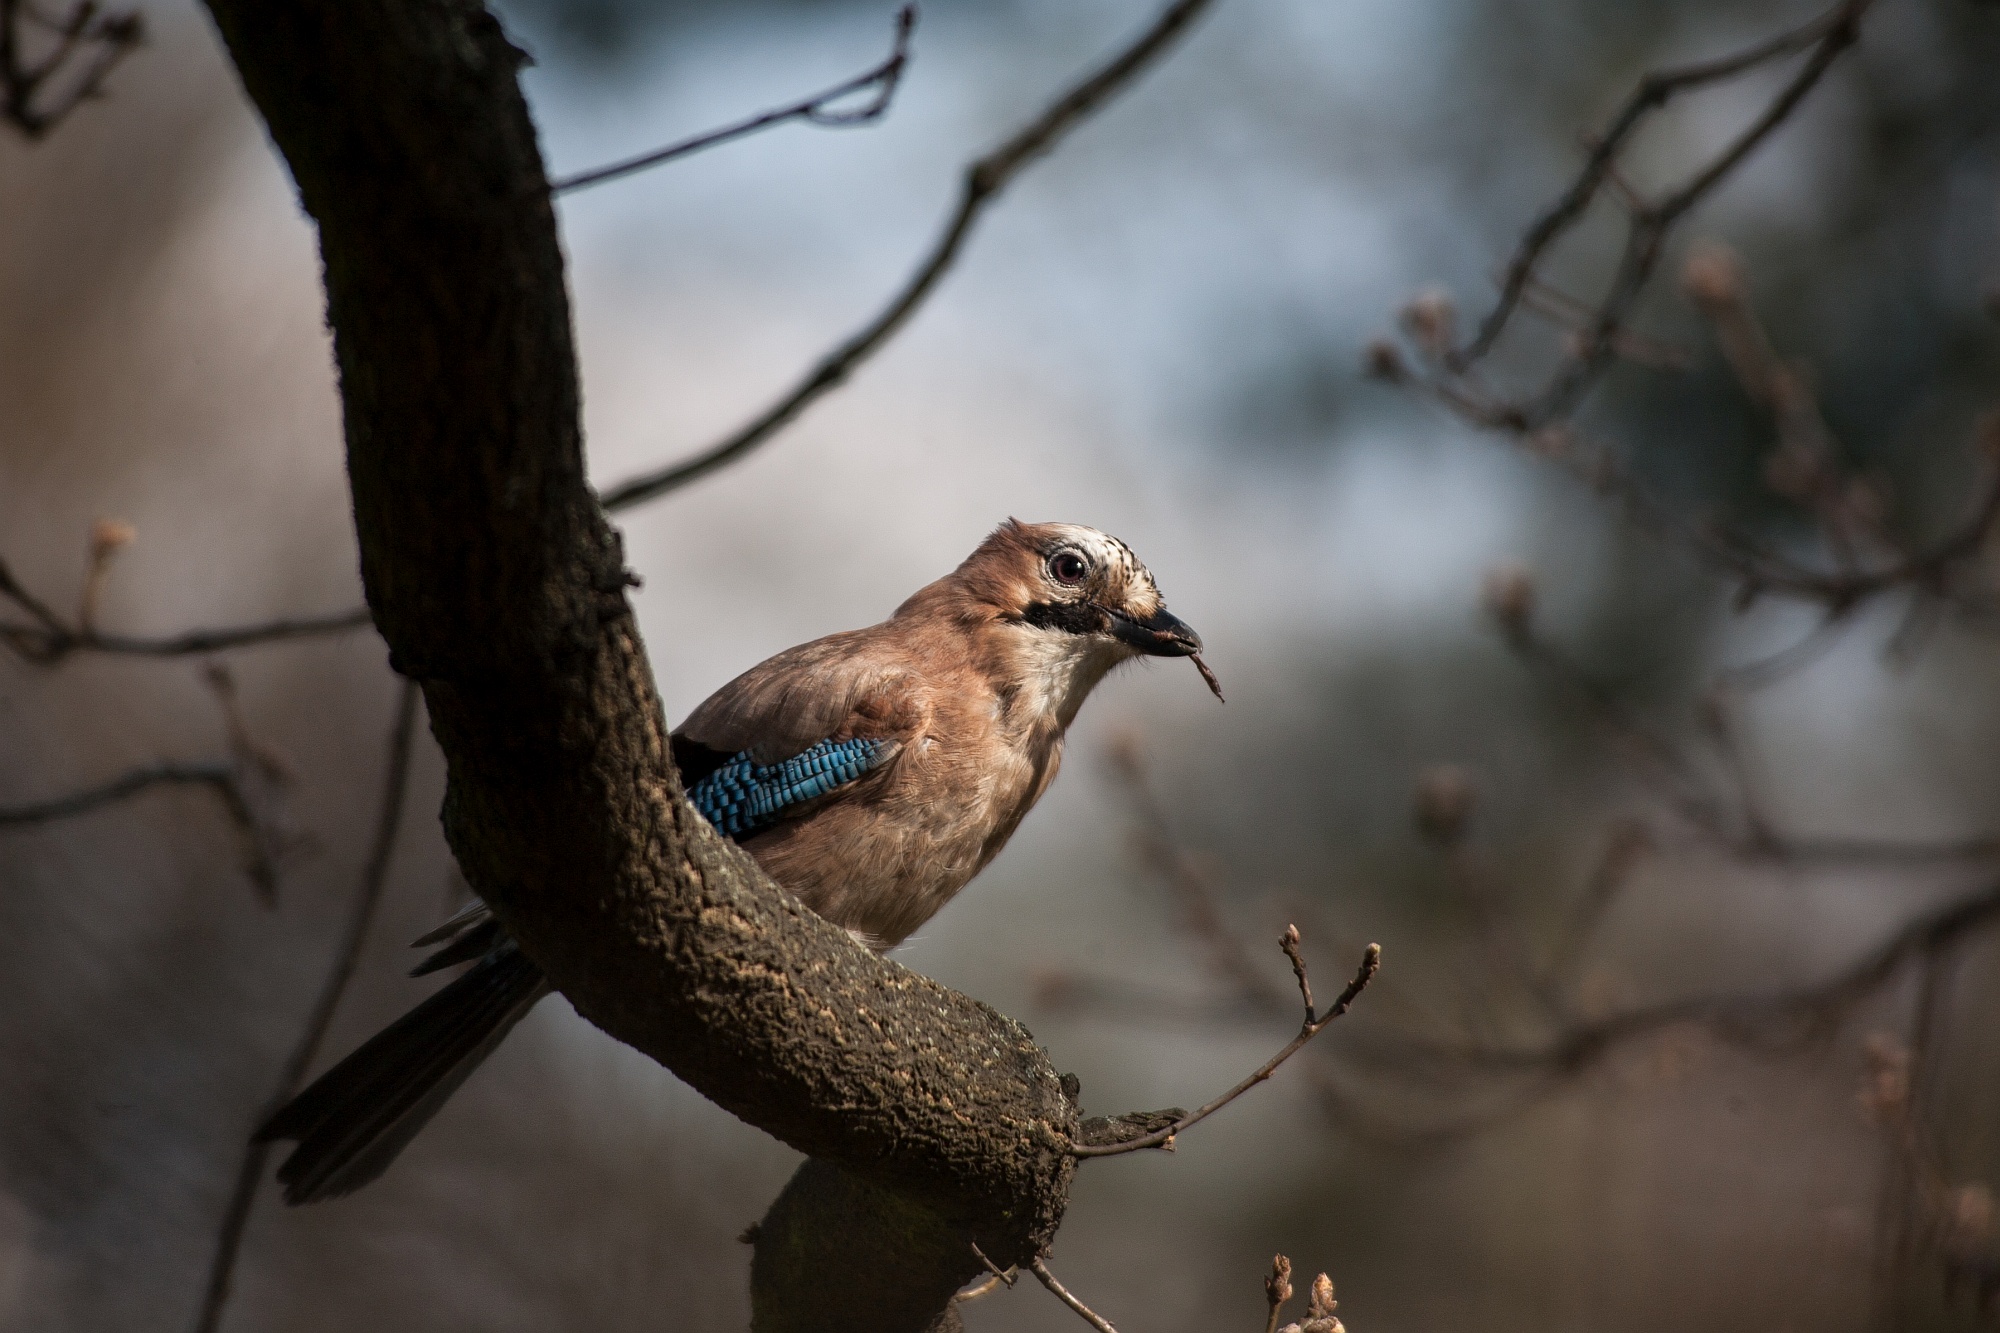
[[257, 945, 551, 1204]]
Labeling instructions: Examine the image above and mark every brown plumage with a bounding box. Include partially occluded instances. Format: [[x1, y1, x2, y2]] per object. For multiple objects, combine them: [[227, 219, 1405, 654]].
[[683, 519, 1201, 944], [258, 519, 1207, 1201]]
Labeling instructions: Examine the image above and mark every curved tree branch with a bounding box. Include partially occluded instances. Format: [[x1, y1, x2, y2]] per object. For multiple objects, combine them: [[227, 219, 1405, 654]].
[[193, 3, 1075, 1329]]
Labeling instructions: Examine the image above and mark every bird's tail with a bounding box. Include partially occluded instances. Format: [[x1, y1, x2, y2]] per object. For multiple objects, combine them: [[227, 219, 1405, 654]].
[[256, 942, 551, 1204]]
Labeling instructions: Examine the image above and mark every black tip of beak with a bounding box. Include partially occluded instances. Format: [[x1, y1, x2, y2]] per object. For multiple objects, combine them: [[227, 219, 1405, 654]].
[[1110, 606, 1202, 658]]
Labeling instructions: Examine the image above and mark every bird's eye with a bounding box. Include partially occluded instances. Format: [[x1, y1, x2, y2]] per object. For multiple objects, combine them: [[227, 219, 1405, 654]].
[[1049, 551, 1090, 586]]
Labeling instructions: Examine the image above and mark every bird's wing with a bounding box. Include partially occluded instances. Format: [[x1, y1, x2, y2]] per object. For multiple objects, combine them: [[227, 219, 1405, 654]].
[[403, 635, 920, 959], [671, 628, 924, 839]]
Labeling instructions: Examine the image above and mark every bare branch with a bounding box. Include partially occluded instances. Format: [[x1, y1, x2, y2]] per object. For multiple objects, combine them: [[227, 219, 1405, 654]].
[[1373, 880, 2000, 1087], [548, 5, 916, 196], [0, 552, 371, 662], [1451, 0, 1871, 379], [0, 759, 234, 826], [598, 0, 1217, 510], [1072, 939, 1379, 1158], [188, 679, 421, 1333], [1375, 1, 1996, 631], [969, 1240, 1017, 1288], [1504, 608, 2000, 868], [0, 754, 290, 898], [1029, 1256, 1122, 1333], [0, 0, 144, 140]]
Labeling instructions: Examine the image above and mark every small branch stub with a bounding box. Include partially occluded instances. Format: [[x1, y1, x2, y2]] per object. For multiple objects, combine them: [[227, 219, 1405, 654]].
[[1029, 1255, 1121, 1333]]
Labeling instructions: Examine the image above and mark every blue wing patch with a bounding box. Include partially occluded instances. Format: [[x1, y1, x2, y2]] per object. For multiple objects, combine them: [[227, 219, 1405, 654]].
[[685, 736, 887, 839]]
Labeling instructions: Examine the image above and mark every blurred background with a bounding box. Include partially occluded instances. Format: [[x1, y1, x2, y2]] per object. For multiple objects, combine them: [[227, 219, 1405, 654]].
[[4, 0, 2000, 1328]]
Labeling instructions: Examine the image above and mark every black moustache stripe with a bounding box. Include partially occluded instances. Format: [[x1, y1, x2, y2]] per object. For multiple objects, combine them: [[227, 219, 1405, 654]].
[[1022, 600, 1108, 636]]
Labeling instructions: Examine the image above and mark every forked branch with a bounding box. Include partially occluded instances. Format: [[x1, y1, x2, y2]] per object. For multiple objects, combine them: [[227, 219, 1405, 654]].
[[1072, 935, 1379, 1158], [0, 667, 298, 898]]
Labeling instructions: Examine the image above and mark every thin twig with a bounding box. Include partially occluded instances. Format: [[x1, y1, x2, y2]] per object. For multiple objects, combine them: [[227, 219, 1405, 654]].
[[598, 0, 1217, 509], [1505, 616, 2000, 868], [0, 753, 289, 898], [548, 5, 916, 196], [1028, 1256, 1121, 1333], [970, 1240, 1017, 1287], [0, 760, 235, 825], [187, 678, 422, 1333], [1394, 879, 2000, 1078], [1072, 940, 1380, 1157], [0, 551, 371, 662]]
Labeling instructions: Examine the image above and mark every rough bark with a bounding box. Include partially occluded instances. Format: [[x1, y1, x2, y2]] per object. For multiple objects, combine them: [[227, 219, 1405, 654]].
[[194, 3, 1076, 1326]]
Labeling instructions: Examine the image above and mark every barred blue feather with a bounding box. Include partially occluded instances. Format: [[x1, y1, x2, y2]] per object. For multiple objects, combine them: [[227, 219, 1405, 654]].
[[685, 737, 887, 839]]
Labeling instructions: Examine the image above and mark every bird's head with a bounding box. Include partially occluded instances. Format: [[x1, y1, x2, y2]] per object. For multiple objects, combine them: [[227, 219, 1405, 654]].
[[909, 519, 1214, 719]]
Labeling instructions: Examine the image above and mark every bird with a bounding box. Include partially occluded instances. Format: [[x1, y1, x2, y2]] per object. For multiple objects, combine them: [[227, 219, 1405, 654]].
[[256, 518, 1216, 1203]]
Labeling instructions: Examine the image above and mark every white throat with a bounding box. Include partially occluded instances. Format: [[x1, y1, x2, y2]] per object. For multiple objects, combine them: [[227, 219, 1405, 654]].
[[1006, 626, 1128, 731]]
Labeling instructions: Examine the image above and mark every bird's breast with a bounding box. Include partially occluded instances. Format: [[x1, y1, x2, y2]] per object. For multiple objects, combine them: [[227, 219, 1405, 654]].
[[742, 679, 1064, 949]]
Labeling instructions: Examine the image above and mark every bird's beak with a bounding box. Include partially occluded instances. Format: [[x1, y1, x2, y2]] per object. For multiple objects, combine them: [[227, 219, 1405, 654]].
[[1108, 605, 1202, 657]]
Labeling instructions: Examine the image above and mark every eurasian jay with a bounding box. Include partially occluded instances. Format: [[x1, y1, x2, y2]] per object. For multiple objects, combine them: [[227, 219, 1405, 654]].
[[257, 519, 1212, 1202]]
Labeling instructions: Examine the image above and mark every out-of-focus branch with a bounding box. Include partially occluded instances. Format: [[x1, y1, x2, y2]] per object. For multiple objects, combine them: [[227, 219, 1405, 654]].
[[1542, 818, 1653, 991], [1072, 936, 1378, 1158], [1525, 0, 1873, 423], [0, 550, 372, 663], [1096, 685, 2000, 1150], [548, 5, 915, 196], [0, 759, 236, 825], [1380, 878, 2000, 1082], [598, 0, 1218, 510], [0, 0, 142, 140], [1484, 567, 2000, 869], [0, 666, 298, 898], [1451, 0, 1869, 371], [1371, 0, 1992, 625], [187, 678, 421, 1333]]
